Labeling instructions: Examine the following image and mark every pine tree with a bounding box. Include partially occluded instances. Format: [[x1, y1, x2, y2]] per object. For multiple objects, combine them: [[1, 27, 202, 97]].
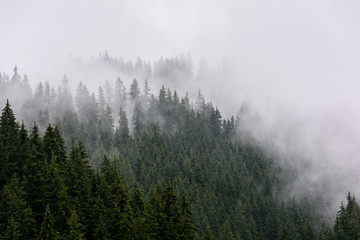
[[162, 182, 181, 240], [1, 174, 36, 239], [146, 184, 165, 239], [129, 183, 148, 239], [66, 142, 92, 232], [66, 206, 85, 240], [98, 86, 106, 116], [277, 222, 292, 240], [43, 124, 65, 165], [202, 226, 216, 240], [114, 77, 127, 115], [334, 192, 360, 239], [18, 122, 29, 175], [4, 215, 22, 240], [91, 197, 112, 240], [40, 205, 60, 240], [130, 78, 140, 100], [143, 79, 151, 105], [114, 107, 130, 149], [132, 100, 145, 136], [11, 65, 21, 83], [220, 220, 234, 240], [23, 123, 47, 222], [179, 190, 196, 240], [0, 100, 20, 187], [98, 104, 114, 150]]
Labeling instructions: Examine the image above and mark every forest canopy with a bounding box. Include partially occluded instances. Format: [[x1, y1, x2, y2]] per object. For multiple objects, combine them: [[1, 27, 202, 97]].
[[0, 63, 360, 239]]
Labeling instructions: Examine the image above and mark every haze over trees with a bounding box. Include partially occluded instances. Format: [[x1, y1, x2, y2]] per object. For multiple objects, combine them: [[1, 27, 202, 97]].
[[1, 56, 360, 239]]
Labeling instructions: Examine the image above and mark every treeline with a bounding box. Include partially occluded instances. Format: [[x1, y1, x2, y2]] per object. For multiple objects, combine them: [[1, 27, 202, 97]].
[[0, 101, 196, 239], [1, 64, 360, 239], [73, 51, 194, 82]]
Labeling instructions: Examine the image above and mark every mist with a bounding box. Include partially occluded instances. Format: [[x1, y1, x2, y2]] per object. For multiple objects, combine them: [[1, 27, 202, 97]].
[[2, 0, 360, 222]]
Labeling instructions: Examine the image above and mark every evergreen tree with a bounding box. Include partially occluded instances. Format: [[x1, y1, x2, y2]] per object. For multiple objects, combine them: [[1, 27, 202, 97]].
[[98, 104, 114, 150], [179, 190, 196, 240], [40, 205, 60, 240], [66, 142, 92, 230], [0, 100, 20, 187], [277, 223, 291, 240], [98, 86, 106, 116], [202, 226, 216, 240], [129, 183, 148, 239], [114, 77, 127, 115], [43, 124, 66, 166], [130, 78, 140, 100], [220, 220, 234, 240], [0, 174, 36, 240], [4, 215, 22, 240], [132, 100, 145, 136], [66, 206, 85, 240], [334, 192, 360, 239], [114, 107, 130, 148]]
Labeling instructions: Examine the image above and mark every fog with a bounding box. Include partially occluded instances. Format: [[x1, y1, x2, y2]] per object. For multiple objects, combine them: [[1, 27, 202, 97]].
[[2, 0, 360, 221]]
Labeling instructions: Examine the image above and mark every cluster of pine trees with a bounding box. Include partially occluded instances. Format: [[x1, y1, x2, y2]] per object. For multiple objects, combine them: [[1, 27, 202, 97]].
[[0, 101, 196, 239], [1, 62, 360, 239]]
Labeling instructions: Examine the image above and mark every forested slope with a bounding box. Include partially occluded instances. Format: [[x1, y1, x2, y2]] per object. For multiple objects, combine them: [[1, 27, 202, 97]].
[[1, 63, 360, 239]]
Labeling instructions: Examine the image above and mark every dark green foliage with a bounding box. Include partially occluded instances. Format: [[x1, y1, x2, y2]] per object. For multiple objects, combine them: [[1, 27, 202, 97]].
[[1, 76, 360, 240], [0, 102, 197, 239], [66, 206, 85, 240], [40, 204, 60, 240], [43, 124, 66, 166], [202, 226, 217, 240], [333, 193, 360, 239], [0, 174, 37, 239], [277, 223, 291, 240], [179, 190, 196, 240], [0, 100, 21, 187], [220, 220, 234, 240]]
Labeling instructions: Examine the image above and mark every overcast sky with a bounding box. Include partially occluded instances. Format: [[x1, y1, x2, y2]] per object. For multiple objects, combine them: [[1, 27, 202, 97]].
[[2, 0, 360, 215], [2, 0, 360, 75]]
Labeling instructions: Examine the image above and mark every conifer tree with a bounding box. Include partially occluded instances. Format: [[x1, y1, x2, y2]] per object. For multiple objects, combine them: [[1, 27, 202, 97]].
[[4, 215, 22, 240], [129, 183, 148, 239], [179, 190, 196, 240], [162, 182, 181, 240], [132, 100, 145, 136], [202, 226, 216, 240], [91, 197, 112, 240], [147, 184, 166, 239], [334, 192, 360, 239], [40, 204, 60, 240], [24, 123, 47, 221], [114, 107, 130, 148], [1, 174, 36, 239], [0, 100, 20, 187], [114, 77, 127, 115], [66, 206, 85, 240], [220, 220, 234, 240], [277, 222, 292, 240], [66, 142, 92, 231], [130, 78, 140, 100]]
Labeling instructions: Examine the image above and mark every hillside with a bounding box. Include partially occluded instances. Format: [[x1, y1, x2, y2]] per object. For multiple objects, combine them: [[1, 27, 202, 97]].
[[0, 67, 359, 239]]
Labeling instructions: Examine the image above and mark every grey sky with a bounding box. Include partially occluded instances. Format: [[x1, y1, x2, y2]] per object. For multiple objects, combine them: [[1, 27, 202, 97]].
[[2, 1, 359, 73]]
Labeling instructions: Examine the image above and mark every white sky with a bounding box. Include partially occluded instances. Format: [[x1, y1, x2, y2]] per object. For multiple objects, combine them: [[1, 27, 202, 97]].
[[1, 0, 359, 73]]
